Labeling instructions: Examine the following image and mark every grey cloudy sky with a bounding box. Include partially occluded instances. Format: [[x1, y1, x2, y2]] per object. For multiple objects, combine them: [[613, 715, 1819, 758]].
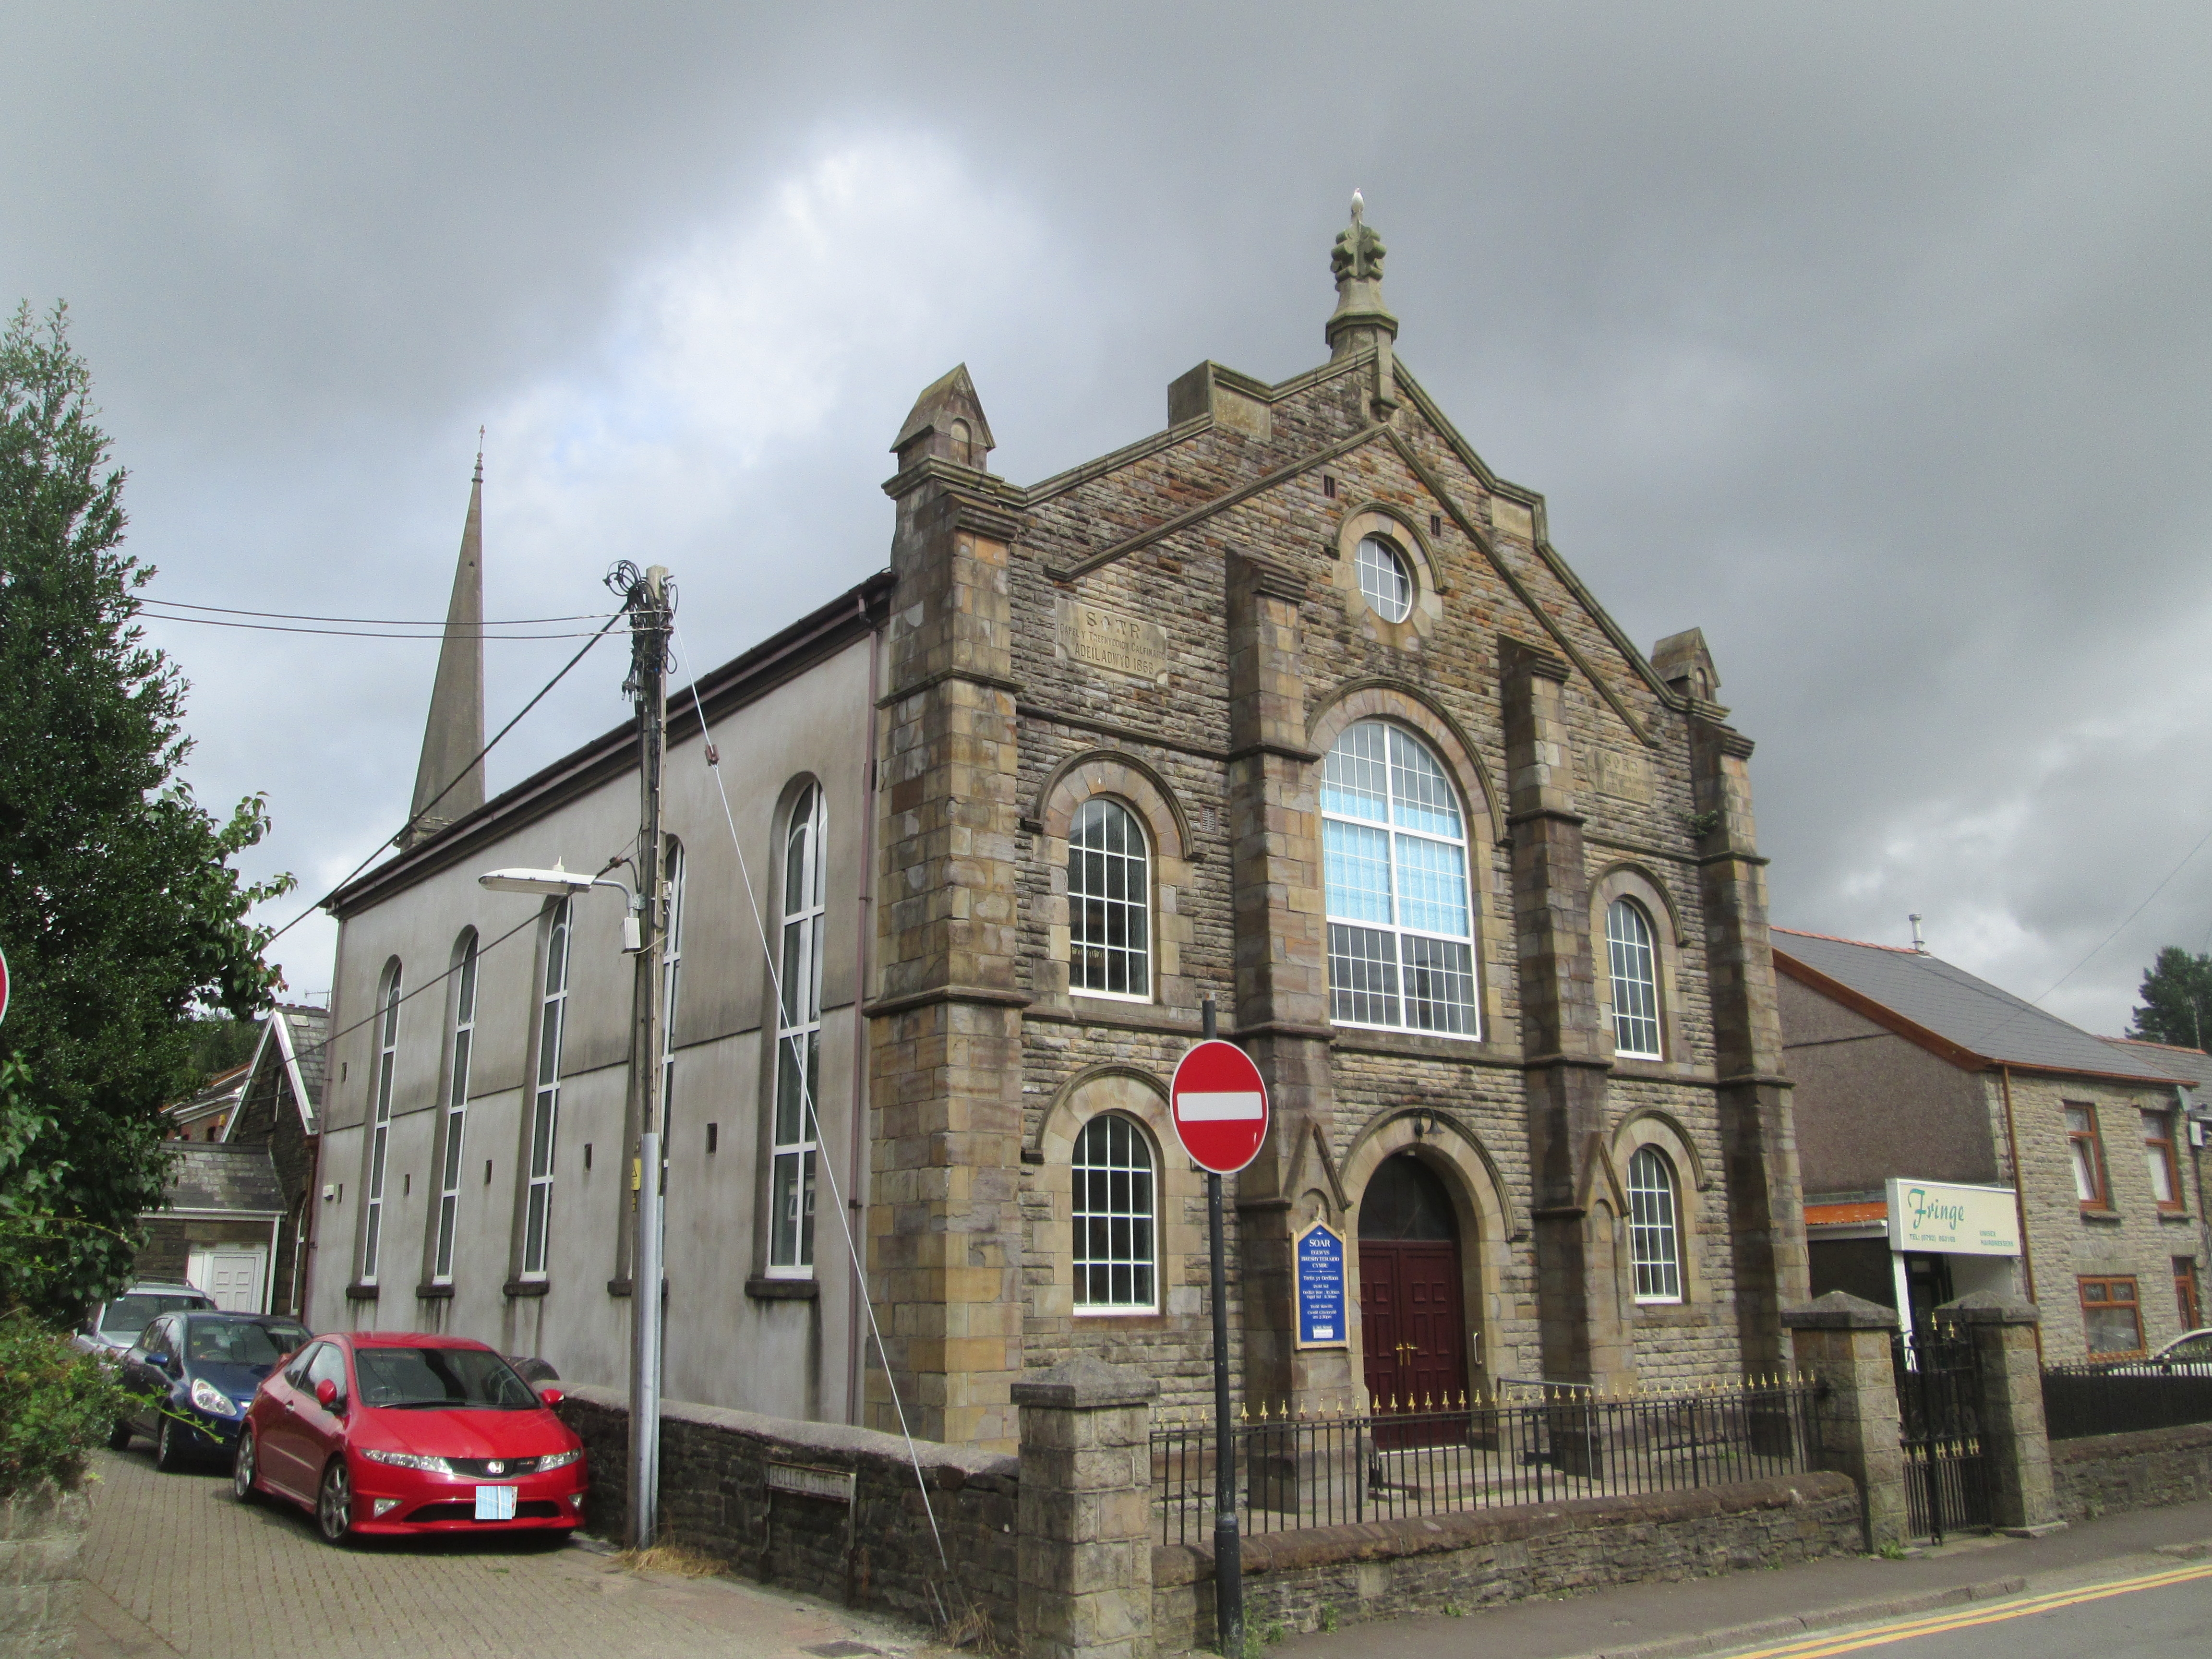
[[7, 2, 2210, 1036]]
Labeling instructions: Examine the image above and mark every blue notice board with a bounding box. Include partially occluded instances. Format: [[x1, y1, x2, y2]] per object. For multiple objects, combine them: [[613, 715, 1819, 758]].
[[1294, 1221, 1348, 1349]]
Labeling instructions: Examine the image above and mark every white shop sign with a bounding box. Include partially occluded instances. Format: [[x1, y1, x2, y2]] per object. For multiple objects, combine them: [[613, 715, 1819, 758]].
[[1885, 1178, 2020, 1257]]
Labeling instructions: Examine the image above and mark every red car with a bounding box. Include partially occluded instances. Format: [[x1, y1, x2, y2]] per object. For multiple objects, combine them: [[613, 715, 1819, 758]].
[[233, 1332, 587, 1544]]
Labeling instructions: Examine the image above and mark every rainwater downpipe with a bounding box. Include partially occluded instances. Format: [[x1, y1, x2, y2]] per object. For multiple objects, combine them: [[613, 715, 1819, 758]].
[[1996, 1063, 2044, 1366], [847, 604, 880, 1424]]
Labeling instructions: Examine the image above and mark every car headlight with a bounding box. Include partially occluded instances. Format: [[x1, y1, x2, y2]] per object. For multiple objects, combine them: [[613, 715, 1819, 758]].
[[190, 1379, 239, 1416], [537, 1449, 582, 1470], [361, 1448, 454, 1474]]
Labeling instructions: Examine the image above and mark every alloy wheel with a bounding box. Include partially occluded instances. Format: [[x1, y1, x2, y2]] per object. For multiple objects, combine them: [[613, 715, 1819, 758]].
[[317, 1458, 352, 1545], [233, 1429, 258, 1504]]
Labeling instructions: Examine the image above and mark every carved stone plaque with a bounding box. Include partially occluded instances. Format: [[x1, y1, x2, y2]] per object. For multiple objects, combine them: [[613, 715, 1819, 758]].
[[1594, 748, 1654, 804], [1491, 497, 1534, 540], [1057, 599, 1169, 682]]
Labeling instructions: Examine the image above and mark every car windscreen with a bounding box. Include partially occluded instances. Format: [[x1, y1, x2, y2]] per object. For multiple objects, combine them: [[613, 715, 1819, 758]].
[[185, 1321, 311, 1366], [100, 1294, 208, 1335], [354, 1346, 540, 1410]]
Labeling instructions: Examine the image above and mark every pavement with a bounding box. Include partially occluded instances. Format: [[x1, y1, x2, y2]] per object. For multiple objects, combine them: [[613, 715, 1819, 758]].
[[1271, 1497, 2212, 1659], [75, 1444, 946, 1659]]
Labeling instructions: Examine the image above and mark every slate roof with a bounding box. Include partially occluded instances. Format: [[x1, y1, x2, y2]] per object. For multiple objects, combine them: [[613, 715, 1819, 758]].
[[165, 1061, 251, 1128], [2099, 1035, 2212, 1093], [1773, 928, 2190, 1085], [164, 1143, 285, 1217], [274, 1004, 328, 1130]]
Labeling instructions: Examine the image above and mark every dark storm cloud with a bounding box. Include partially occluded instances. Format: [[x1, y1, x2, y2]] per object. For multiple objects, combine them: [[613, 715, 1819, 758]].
[[5, 2, 2208, 1030]]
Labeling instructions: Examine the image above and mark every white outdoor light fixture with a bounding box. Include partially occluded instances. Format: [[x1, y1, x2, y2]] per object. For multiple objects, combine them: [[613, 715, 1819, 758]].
[[478, 863, 643, 951]]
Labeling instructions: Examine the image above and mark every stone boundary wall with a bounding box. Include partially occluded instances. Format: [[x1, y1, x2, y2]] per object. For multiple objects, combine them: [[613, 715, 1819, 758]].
[[0, 1484, 90, 1657], [557, 1386, 1018, 1637], [2052, 1421, 2212, 1522], [1151, 1473, 1861, 1654]]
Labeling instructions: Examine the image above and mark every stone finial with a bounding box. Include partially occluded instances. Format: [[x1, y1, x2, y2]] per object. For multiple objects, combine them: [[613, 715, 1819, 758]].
[[1652, 627, 1721, 703], [1326, 192, 1398, 363], [1780, 1289, 1901, 1330], [1009, 1354, 1159, 1410], [1332, 190, 1385, 285], [891, 362, 995, 473]]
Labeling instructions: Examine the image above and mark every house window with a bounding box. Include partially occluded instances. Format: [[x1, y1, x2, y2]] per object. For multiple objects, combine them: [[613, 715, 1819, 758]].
[[1322, 721, 1478, 1037], [2176, 1258, 2202, 1332], [770, 784, 826, 1275], [1072, 1114, 1156, 1312], [1068, 799, 1150, 1000], [661, 837, 685, 1152], [431, 933, 477, 1283], [2066, 1105, 2110, 1209], [1355, 535, 1413, 623], [1627, 1146, 1683, 1303], [2079, 1275, 2143, 1358], [521, 900, 571, 1279], [1605, 899, 1663, 1059], [2142, 1108, 2182, 1211], [360, 962, 401, 1285]]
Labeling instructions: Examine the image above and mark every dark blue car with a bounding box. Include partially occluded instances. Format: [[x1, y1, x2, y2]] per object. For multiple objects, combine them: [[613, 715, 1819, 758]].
[[113, 1310, 313, 1470]]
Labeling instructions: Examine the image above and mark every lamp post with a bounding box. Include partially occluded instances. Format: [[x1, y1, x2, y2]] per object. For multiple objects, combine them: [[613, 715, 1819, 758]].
[[476, 561, 674, 1550]]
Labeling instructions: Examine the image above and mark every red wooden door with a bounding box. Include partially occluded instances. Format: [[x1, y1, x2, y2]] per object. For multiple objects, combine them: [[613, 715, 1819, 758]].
[[1358, 1241, 1468, 1412]]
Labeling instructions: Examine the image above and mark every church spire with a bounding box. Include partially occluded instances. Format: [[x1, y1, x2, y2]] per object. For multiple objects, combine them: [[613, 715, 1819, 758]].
[[399, 442, 487, 848]]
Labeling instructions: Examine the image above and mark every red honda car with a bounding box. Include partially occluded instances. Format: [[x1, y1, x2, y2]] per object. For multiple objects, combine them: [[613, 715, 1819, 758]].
[[233, 1332, 587, 1543]]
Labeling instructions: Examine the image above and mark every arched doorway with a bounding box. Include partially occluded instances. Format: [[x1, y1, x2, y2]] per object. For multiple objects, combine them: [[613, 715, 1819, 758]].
[[1358, 1153, 1470, 1411]]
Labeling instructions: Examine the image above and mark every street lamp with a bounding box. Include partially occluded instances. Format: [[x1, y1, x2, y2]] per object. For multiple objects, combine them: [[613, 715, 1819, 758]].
[[479, 864, 643, 952]]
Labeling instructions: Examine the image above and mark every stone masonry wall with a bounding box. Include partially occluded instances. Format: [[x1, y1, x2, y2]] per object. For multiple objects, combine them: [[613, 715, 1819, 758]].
[[0, 1484, 90, 1658], [557, 1386, 1018, 1639], [1151, 1471, 1861, 1653], [2052, 1421, 2212, 1522]]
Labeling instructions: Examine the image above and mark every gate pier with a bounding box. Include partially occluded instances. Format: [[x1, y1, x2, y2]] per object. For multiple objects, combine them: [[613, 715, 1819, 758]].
[[1935, 1292, 2062, 1535], [1781, 1291, 1906, 1553]]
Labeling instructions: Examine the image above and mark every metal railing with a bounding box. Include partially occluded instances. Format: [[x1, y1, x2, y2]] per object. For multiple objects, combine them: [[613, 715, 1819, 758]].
[[1151, 1377, 1822, 1545], [2042, 1362, 2212, 1441]]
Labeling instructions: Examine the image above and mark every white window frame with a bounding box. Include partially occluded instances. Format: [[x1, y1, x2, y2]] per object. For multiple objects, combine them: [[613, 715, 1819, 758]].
[[1606, 898, 1664, 1059], [359, 962, 401, 1285], [1356, 534, 1413, 623], [769, 785, 825, 1277], [1321, 721, 1480, 1039], [1072, 1113, 1158, 1314], [431, 933, 477, 1285], [520, 899, 571, 1280], [1627, 1146, 1683, 1303], [661, 837, 685, 1154], [1067, 798, 1151, 1002]]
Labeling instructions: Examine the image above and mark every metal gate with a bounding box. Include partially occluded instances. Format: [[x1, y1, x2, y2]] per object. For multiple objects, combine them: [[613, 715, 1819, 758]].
[[1892, 1331, 1991, 1541]]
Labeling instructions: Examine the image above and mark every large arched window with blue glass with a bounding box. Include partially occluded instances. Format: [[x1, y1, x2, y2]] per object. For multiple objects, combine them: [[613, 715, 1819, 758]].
[[1321, 721, 1479, 1037]]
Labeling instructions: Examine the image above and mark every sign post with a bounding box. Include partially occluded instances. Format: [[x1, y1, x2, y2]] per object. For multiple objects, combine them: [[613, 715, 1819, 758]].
[[1170, 998, 1269, 1659]]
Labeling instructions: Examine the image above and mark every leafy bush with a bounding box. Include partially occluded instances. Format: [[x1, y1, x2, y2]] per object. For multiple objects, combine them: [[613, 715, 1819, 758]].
[[0, 1310, 132, 1495]]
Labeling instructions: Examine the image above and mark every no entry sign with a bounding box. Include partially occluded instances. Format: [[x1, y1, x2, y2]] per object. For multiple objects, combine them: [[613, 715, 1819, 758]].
[[1169, 1038, 1270, 1175]]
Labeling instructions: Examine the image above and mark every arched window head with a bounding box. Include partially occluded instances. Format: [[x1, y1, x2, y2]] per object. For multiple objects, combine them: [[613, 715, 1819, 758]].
[[361, 960, 402, 1285], [1627, 1146, 1682, 1303], [949, 419, 973, 466], [1356, 535, 1412, 623], [771, 784, 826, 1275], [431, 932, 478, 1284], [1068, 798, 1150, 1000], [1072, 1113, 1156, 1311], [1321, 721, 1478, 1036], [1605, 899, 1662, 1059]]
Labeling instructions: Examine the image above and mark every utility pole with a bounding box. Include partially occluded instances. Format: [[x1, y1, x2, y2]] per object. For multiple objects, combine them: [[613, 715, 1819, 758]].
[[613, 560, 673, 1549]]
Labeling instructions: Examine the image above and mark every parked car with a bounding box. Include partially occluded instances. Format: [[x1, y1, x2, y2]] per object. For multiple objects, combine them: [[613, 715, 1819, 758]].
[[112, 1311, 313, 1469], [233, 1333, 586, 1544], [72, 1282, 216, 1365], [2144, 1327, 2212, 1372]]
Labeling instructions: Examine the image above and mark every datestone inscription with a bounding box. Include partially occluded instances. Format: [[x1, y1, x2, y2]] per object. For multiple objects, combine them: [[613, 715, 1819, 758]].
[[1057, 599, 1169, 682]]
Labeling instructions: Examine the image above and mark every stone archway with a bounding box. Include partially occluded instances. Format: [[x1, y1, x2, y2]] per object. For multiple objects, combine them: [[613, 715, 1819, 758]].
[[1356, 1150, 1473, 1418]]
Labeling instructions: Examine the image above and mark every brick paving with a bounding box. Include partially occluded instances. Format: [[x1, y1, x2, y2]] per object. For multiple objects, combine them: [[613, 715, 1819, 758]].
[[76, 1446, 940, 1659]]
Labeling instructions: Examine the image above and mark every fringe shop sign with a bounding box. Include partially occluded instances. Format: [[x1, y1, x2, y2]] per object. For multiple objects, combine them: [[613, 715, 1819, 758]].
[[1884, 1178, 2020, 1256]]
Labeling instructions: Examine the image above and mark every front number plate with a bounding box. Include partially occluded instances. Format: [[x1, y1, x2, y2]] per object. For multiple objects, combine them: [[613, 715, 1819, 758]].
[[475, 1485, 518, 1521]]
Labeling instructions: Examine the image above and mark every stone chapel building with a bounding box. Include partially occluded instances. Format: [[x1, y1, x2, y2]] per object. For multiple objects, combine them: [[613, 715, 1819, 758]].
[[308, 204, 1810, 1453]]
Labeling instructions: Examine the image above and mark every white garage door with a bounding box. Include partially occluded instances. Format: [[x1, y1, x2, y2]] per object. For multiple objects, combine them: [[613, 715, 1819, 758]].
[[190, 1246, 267, 1313]]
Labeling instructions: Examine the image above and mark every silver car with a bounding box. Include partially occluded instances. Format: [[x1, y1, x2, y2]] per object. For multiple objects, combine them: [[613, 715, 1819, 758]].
[[72, 1282, 216, 1365]]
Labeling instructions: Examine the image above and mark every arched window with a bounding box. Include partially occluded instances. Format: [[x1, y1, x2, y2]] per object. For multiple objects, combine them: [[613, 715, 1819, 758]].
[[1321, 721, 1478, 1036], [1068, 798, 1150, 999], [1356, 535, 1413, 623], [660, 836, 685, 1151], [431, 933, 477, 1284], [1605, 899, 1662, 1059], [521, 899, 570, 1279], [1627, 1147, 1682, 1303], [1072, 1114, 1156, 1311], [770, 784, 826, 1275], [360, 960, 402, 1284]]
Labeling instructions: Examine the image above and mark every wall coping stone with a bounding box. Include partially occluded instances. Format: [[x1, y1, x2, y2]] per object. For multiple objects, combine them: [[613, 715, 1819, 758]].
[[563, 1384, 1017, 1481], [2051, 1420, 2212, 1463], [1935, 1291, 2041, 1326], [1781, 1291, 1899, 1331], [1151, 1471, 1856, 1584], [1010, 1355, 1159, 1410]]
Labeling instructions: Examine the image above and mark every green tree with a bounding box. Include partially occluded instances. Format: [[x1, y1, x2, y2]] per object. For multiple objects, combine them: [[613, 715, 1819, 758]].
[[0, 301, 293, 1321], [2127, 946, 2212, 1050]]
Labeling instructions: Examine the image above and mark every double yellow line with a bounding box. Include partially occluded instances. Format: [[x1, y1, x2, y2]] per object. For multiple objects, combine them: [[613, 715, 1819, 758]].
[[1718, 1561, 2212, 1659]]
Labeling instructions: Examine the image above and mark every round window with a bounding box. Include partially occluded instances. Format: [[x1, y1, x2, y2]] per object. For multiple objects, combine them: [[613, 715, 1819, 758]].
[[1356, 535, 1412, 623]]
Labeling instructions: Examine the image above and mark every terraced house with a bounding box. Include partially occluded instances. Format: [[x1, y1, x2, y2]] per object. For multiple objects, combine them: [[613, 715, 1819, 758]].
[[309, 204, 1811, 1451]]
